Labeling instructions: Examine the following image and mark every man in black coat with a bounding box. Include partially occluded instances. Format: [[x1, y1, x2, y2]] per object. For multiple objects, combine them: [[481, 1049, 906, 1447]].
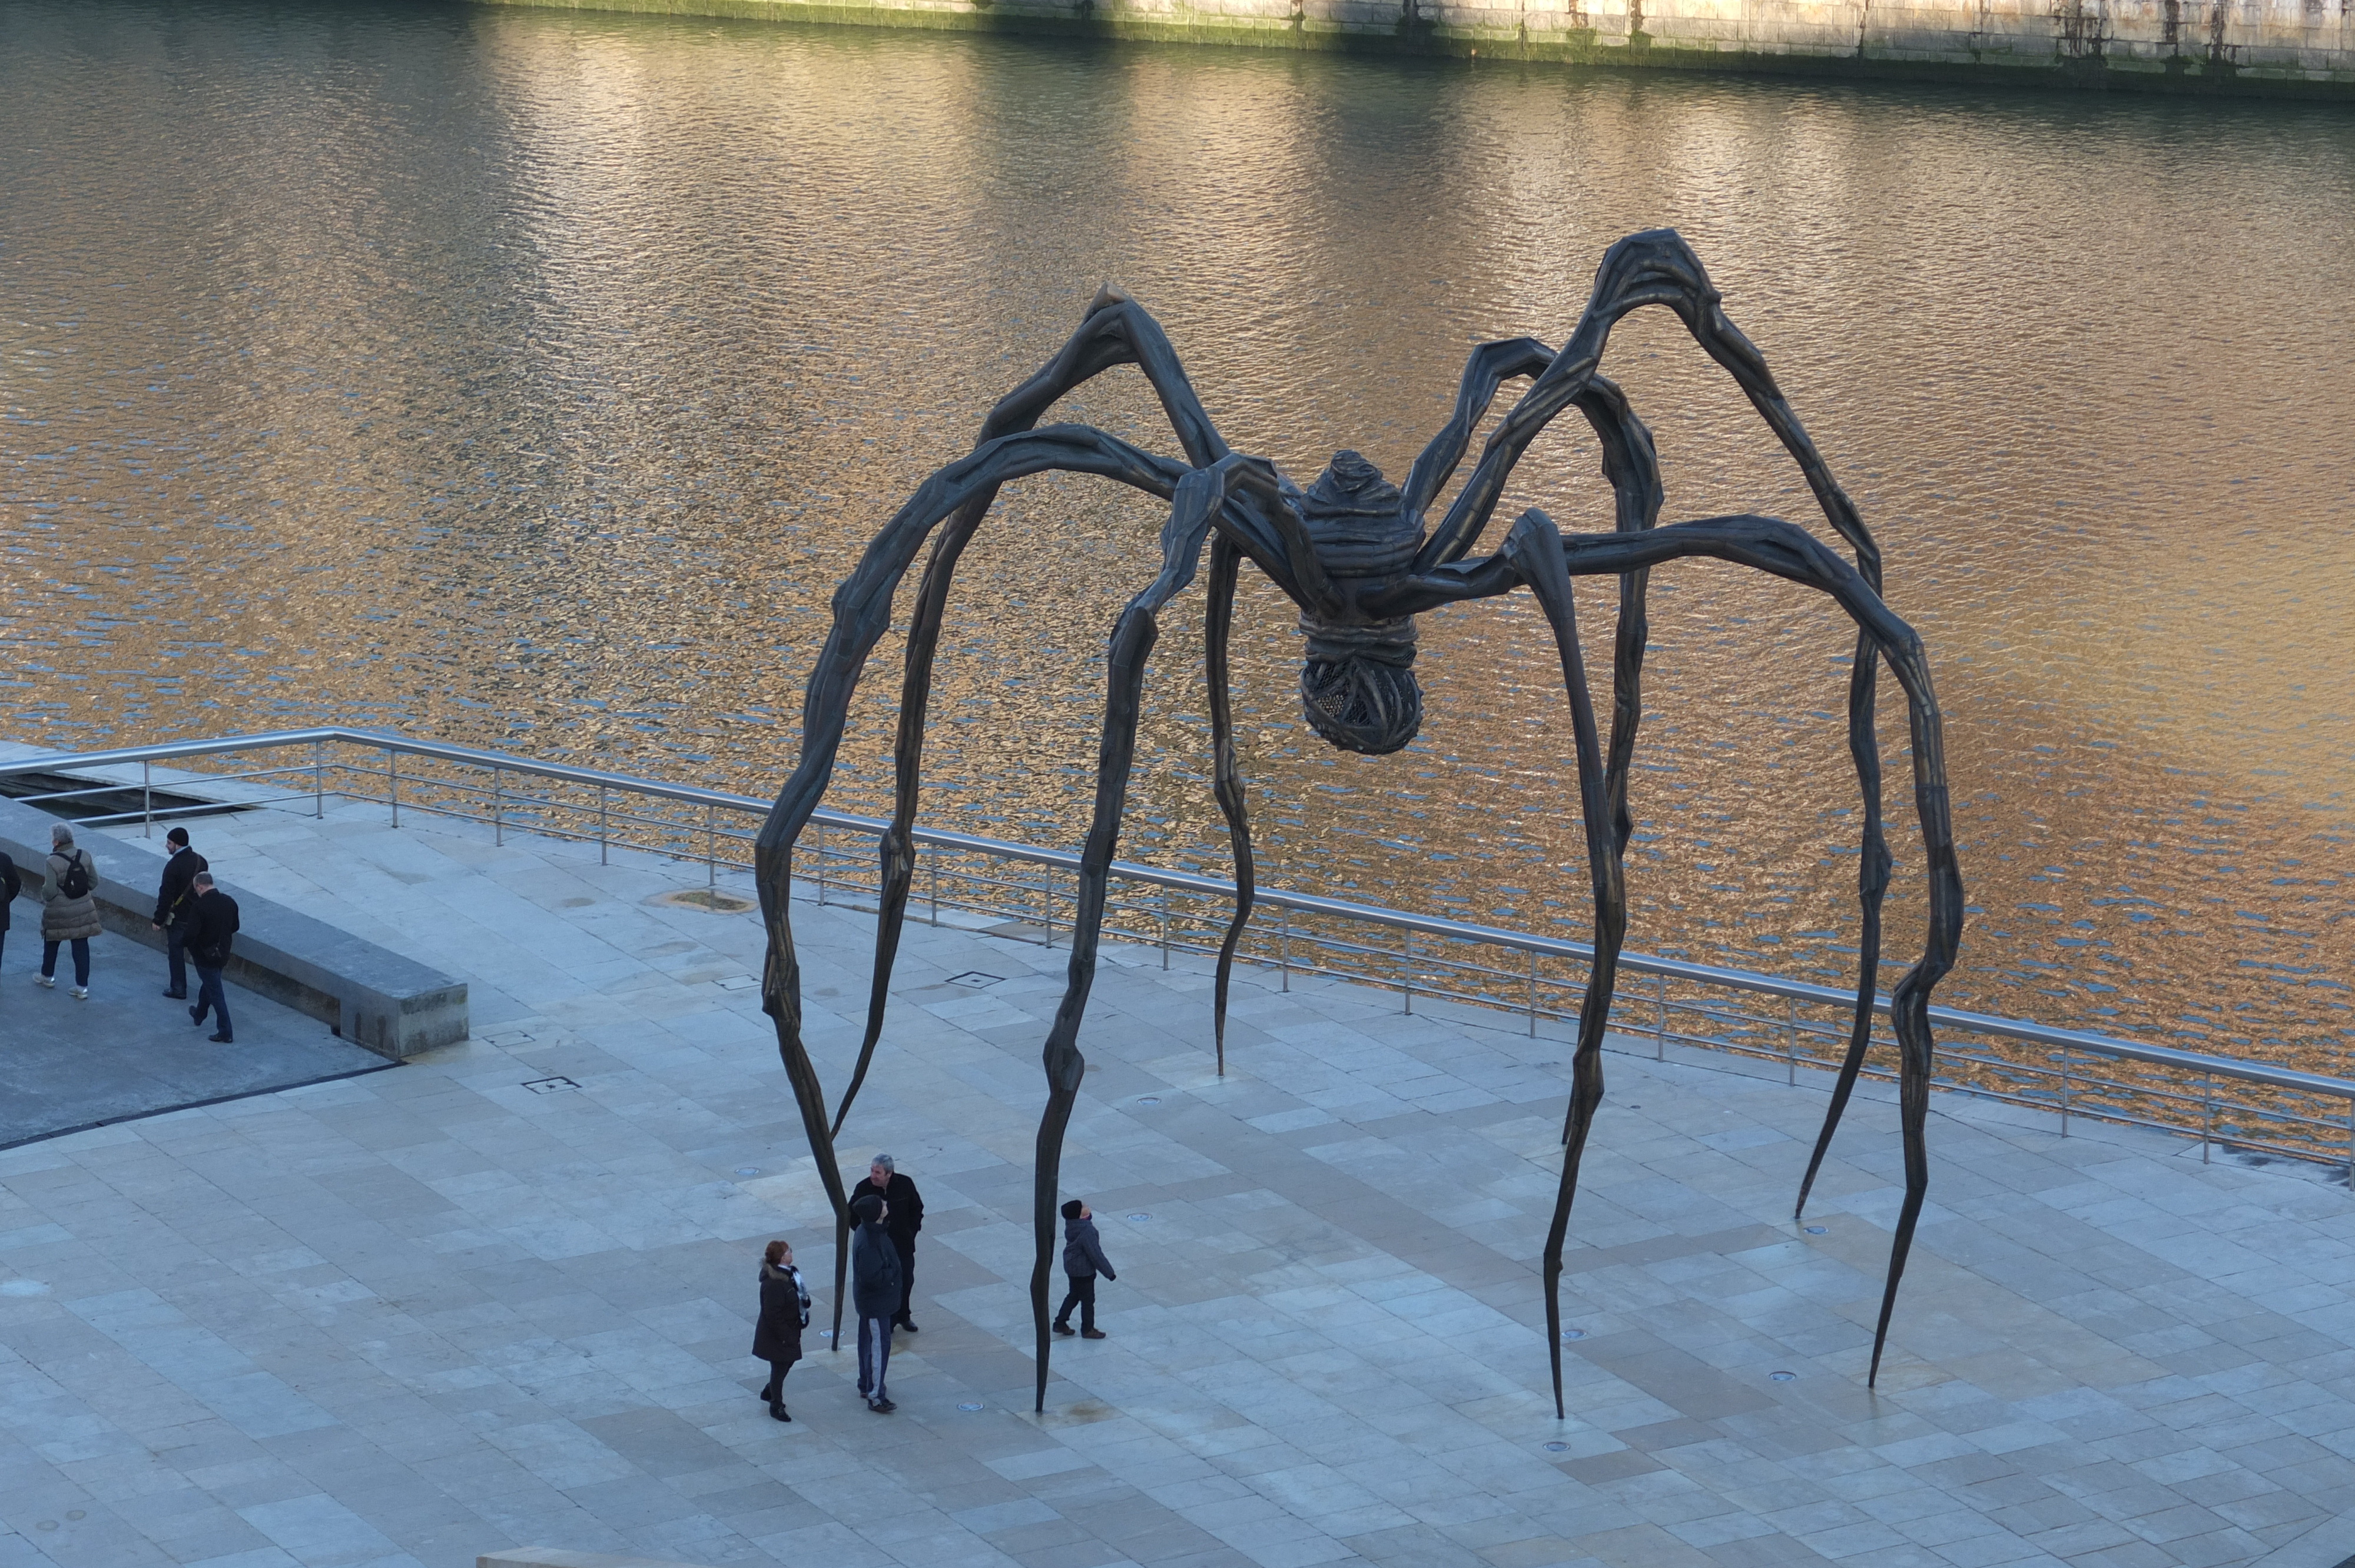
[[183, 872, 240, 1044], [150, 826, 208, 1000], [0, 852, 19, 972], [847, 1153, 924, 1333]]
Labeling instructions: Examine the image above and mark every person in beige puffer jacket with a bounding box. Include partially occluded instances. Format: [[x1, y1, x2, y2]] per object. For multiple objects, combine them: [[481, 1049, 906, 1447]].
[[38, 822, 101, 999]]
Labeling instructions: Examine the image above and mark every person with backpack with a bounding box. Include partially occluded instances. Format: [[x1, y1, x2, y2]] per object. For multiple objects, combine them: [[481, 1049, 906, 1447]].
[[38, 823, 101, 999], [184, 872, 240, 1044]]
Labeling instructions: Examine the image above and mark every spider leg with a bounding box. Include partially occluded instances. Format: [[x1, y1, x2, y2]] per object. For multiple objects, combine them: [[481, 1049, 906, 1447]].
[[755, 424, 1190, 1351], [1415, 230, 1898, 1221], [1570, 377, 1666, 861], [1031, 453, 1289, 1412], [1491, 514, 1623, 1422], [831, 291, 1245, 1138], [1384, 511, 1958, 1391], [1400, 336, 1555, 520], [1541, 512, 1961, 1391], [1205, 534, 1252, 1077]]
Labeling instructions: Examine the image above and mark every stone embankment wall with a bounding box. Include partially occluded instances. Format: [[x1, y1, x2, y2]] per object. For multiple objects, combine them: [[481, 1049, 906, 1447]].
[[485, 0, 2355, 95]]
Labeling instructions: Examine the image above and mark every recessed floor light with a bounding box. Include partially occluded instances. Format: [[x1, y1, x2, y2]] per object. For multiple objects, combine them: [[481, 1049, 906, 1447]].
[[1544, 1441, 1570, 1452], [1560, 1328, 1586, 1341], [735, 1167, 760, 1177], [958, 1401, 984, 1411], [1770, 1370, 1797, 1381], [1804, 1225, 1827, 1235]]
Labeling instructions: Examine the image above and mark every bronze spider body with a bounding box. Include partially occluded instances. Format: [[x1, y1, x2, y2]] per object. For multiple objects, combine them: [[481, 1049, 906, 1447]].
[[755, 230, 1965, 1415]]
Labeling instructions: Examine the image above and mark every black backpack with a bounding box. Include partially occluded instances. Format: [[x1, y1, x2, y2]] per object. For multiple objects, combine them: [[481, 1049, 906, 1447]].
[[57, 851, 92, 901]]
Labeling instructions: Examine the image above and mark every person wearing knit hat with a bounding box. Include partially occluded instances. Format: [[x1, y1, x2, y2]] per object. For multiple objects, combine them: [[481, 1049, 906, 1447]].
[[848, 1192, 903, 1412]]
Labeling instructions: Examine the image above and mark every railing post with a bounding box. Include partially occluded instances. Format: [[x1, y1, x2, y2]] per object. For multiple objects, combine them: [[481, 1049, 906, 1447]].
[[1041, 866, 1053, 946], [708, 803, 718, 891], [816, 825, 828, 905], [2059, 1049, 2071, 1136], [312, 740, 324, 819], [1785, 996, 1798, 1087], [1402, 931, 1414, 1015], [1656, 971, 1668, 1061], [1279, 908, 1291, 991], [2345, 1100, 2352, 1194], [598, 785, 609, 866], [142, 760, 152, 837], [388, 748, 400, 828], [928, 841, 940, 926], [492, 766, 503, 846], [1159, 887, 1170, 970], [1527, 950, 1538, 1038], [2203, 1073, 2214, 1164]]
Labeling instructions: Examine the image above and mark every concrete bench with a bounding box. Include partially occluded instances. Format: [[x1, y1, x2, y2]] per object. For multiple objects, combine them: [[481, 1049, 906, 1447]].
[[1, 796, 467, 1059]]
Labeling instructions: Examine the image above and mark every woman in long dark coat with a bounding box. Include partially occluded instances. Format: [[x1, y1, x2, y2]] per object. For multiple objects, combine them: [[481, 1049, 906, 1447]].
[[754, 1238, 810, 1421]]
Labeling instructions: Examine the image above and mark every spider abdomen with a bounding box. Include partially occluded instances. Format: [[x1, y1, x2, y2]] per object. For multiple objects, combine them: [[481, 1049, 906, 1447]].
[[1292, 450, 1427, 755], [1299, 616, 1422, 755]]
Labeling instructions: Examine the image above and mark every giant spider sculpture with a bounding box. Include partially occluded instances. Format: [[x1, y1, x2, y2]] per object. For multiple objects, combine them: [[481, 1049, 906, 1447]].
[[756, 229, 1964, 1417]]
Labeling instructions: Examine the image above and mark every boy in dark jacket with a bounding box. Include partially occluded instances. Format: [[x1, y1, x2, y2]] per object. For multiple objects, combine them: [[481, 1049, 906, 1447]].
[[1053, 1199, 1116, 1339], [848, 1193, 903, 1411]]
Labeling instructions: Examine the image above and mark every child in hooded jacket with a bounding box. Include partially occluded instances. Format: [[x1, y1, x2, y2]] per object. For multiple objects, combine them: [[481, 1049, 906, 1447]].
[[1053, 1198, 1116, 1338]]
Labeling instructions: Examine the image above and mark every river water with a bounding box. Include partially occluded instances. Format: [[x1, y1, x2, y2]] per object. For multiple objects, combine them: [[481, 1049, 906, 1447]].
[[4, 0, 2352, 1069]]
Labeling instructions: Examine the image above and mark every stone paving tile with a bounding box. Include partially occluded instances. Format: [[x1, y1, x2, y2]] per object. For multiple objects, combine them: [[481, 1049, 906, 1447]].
[[0, 798, 2350, 1566]]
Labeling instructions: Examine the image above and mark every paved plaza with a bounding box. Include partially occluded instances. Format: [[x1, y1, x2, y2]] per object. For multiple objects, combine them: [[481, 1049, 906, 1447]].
[[1, 795, 2352, 1568], [0, 957, 387, 1152]]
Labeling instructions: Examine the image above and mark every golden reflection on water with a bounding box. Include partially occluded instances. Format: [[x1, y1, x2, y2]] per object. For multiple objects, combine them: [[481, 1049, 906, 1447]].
[[3, 0, 2352, 1071]]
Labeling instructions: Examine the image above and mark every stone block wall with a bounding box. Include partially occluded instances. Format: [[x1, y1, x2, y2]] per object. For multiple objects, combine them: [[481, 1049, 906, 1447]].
[[485, 0, 2355, 92]]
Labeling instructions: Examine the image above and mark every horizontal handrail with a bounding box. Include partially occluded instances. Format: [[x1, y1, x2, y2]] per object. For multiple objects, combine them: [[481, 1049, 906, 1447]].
[[7, 726, 2350, 1109]]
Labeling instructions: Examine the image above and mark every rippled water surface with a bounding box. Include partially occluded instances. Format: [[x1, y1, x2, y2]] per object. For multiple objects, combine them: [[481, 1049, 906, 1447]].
[[5, 0, 2353, 1067]]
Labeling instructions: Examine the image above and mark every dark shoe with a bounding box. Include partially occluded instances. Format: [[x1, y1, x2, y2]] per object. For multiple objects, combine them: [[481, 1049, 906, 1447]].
[[189, 1006, 204, 1026], [1053, 1323, 1074, 1336], [163, 989, 187, 1000], [895, 1317, 918, 1333], [209, 1033, 233, 1044], [868, 1397, 894, 1413], [769, 1403, 791, 1422], [1081, 1328, 1106, 1340]]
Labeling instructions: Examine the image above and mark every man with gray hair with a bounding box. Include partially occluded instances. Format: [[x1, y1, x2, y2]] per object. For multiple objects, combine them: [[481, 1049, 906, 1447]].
[[846, 1153, 924, 1333]]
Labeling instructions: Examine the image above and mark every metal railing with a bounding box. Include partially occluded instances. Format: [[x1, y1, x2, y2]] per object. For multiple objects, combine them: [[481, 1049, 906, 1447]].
[[5, 726, 2350, 1181]]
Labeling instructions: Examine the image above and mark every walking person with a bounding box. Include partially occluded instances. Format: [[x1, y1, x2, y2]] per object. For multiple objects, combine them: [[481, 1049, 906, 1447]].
[[37, 824, 100, 999], [753, 1238, 810, 1423], [848, 1193, 903, 1413], [184, 872, 240, 1044], [847, 1153, 924, 1333], [1052, 1198, 1116, 1340], [150, 826, 207, 999], [0, 852, 21, 972]]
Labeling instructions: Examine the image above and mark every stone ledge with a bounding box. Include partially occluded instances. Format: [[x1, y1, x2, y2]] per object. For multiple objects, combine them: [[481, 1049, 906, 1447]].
[[479, 1552, 709, 1568], [0, 795, 467, 1059]]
